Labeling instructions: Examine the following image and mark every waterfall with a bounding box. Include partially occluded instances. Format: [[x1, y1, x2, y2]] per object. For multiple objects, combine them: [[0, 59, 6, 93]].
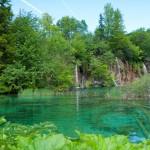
[[75, 64, 79, 88], [116, 57, 121, 76], [143, 63, 148, 74], [113, 79, 118, 86], [75, 64, 79, 113], [81, 75, 85, 88], [115, 57, 122, 86], [81, 67, 86, 88]]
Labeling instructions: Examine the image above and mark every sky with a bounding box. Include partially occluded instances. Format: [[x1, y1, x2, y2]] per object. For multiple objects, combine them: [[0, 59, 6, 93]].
[[11, 0, 150, 33]]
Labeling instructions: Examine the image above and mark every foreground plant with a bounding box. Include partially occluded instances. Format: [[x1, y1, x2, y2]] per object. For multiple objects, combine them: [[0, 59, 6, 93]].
[[0, 117, 150, 150], [0, 116, 57, 150]]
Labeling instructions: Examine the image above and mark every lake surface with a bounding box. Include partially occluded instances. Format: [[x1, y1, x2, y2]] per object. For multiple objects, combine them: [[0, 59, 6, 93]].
[[0, 94, 150, 142]]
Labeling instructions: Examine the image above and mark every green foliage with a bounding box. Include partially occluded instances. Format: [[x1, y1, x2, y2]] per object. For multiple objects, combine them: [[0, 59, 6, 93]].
[[45, 35, 75, 90], [90, 57, 113, 86], [0, 118, 150, 150], [0, 12, 48, 93], [93, 40, 110, 56], [39, 13, 54, 38], [38, 13, 75, 91], [103, 3, 114, 38], [17, 134, 71, 150], [107, 87, 122, 99], [109, 33, 142, 61], [101, 3, 124, 39], [0, 118, 57, 150], [85, 79, 92, 88], [129, 28, 150, 62], [0, 0, 14, 73], [57, 16, 88, 40], [48, 62, 74, 91], [98, 13, 105, 40], [112, 9, 125, 36], [97, 3, 142, 62], [0, 116, 6, 124], [123, 74, 150, 99], [71, 34, 87, 65], [101, 50, 115, 66], [0, 2, 149, 93], [18, 89, 53, 97], [0, 63, 28, 93]]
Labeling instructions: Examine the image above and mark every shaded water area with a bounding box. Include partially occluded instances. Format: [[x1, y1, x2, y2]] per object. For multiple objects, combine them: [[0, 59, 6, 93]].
[[0, 92, 150, 143]]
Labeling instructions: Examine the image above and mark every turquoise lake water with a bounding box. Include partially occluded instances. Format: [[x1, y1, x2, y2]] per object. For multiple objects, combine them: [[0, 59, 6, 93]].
[[0, 94, 150, 142]]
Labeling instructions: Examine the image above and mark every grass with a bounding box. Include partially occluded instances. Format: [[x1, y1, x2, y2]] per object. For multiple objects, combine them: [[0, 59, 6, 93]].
[[18, 89, 53, 97], [18, 87, 123, 99], [105, 87, 122, 99]]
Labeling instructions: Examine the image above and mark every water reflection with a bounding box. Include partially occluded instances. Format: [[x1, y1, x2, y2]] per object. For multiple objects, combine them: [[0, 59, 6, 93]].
[[76, 89, 79, 113]]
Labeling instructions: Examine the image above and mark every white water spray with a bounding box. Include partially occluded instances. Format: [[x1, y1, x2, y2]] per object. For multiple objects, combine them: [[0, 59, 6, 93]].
[[143, 63, 148, 74], [75, 64, 79, 88]]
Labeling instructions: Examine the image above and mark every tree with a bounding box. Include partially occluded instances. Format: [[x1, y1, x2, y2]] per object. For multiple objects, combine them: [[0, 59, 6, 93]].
[[129, 28, 150, 62], [97, 3, 141, 62], [57, 16, 88, 40], [70, 34, 89, 87], [98, 3, 124, 39], [101, 51, 115, 66], [45, 33, 74, 90], [112, 9, 125, 36], [109, 33, 142, 61], [0, 11, 49, 93], [103, 3, 114, 38], [39, 13, 53, 38], [98, 13, 105, 40], [0, 0, 14, 73], [39, 13, 74, 90], [39, 13, 60, 38], [90, 56, 113, 86], [71, 34, 86, 65], [93, 40, 110, 56]]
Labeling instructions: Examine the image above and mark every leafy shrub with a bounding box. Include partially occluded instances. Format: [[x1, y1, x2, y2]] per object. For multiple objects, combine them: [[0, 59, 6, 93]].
[[0, 117, 57, 150], [123, 74, 150, 99]]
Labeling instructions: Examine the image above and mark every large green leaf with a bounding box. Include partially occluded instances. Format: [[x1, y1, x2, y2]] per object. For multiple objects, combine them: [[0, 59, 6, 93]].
[[18, 134, 71, 150], [76, 131, 107, 150], [0, 116, 6, 125]]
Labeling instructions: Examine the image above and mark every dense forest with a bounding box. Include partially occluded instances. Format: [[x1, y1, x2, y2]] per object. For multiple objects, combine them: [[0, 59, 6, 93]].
[[0, 0, 149, 94]]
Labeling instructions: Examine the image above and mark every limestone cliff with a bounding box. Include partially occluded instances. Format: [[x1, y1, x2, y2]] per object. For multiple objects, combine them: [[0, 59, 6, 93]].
[[111, 58, 150, 86]]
